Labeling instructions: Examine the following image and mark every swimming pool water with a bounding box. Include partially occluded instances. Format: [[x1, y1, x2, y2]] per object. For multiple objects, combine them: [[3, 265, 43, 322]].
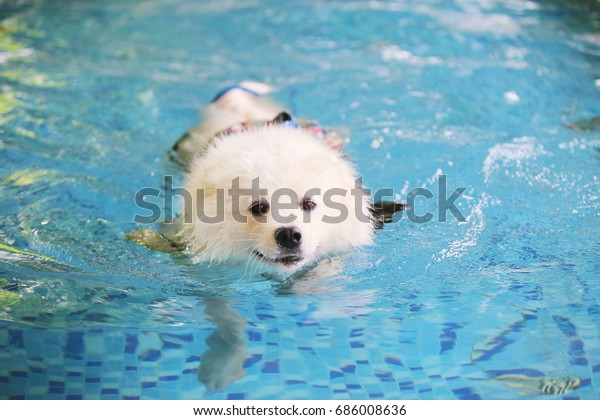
[[1, 0, 599, 399]]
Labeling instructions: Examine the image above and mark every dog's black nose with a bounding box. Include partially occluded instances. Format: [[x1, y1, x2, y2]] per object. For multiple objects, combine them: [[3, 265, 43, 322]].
[[275, 227, 302, 249]]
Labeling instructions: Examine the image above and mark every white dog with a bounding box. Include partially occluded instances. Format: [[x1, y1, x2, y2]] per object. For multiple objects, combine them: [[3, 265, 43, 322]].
[[129, 82, 403, 274]]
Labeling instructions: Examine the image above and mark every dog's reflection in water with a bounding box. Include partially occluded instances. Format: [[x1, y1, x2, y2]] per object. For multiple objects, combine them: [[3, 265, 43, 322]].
[[197, 297, 248, 392], [195, 263, 341, 392], [196, 261, 377, 393]]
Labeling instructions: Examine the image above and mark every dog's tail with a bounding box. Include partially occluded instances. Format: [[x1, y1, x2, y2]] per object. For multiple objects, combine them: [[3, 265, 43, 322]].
[[206, 80, 284, 127], [211, 81, 274, 103], [238, 80, 273, 95]]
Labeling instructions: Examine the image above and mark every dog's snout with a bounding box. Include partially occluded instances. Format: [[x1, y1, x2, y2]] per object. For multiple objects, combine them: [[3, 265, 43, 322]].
[[275, 227, 302, 249]]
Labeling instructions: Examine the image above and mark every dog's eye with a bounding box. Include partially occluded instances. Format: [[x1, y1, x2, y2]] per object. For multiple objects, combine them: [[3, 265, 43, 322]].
[[250, 200, 269, 216], [302, 198, 316, 211]]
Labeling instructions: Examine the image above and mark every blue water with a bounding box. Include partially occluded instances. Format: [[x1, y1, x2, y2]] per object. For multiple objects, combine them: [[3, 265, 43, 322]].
[[1, 0, 599, 399]]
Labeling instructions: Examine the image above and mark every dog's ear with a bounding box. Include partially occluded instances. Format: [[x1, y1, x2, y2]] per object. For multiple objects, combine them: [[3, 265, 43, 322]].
[[370, 201, 407, 230], [271, 111, 292, 124]]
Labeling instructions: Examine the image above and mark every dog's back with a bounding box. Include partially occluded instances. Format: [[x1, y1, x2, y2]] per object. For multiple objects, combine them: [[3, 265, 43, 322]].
[[171, 81, 286, 166]]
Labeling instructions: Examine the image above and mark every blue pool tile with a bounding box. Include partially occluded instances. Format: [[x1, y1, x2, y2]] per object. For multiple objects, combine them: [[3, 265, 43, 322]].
[[297, 346, 314, 351], [8, 330, 24, 349], [374, 370, 394, 382], [162, 341, 182, 350], [350, 328, 364, 338], [329, 370, 344, 379], [452, 387, 482, 400], [243, 354, 262, 368], [439, 323, 462, 353], [409, 304, 424, 313], [66, 394, 83, 400], [101, 388, 119, 395], [261, 360, 279, 374], [285, 379, 306, 385], [29, 366, 46, 374], [398, 382, 415, 393], [10, 371, 28, 378], [64, 332, 85, 355], [227, 393, 245, 400], [333, 389, 349, 396], [138, 349, 161, 362], [49, 380, 65, 387], [247, 331, 262, 341], [341, 365, 356, 373], [159, 375, 179, 381], [297, 321, 319, 327], [385, 357, 403, 366], [160, 332, 194, 343], [185, 355, 201, 363], [124, 334, 138, 354], [67, 371, 83, 377]]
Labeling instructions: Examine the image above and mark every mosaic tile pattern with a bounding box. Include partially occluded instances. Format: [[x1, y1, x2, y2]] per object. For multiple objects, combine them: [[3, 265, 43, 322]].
[[1, 299, 598, 400]]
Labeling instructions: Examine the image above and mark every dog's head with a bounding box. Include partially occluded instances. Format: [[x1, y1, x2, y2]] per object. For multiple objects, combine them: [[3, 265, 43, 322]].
[[183, 126, 374, 273]]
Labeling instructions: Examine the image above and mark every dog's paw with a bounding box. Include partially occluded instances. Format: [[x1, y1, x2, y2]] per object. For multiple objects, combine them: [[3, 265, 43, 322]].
[[126, 229, 186, 253]]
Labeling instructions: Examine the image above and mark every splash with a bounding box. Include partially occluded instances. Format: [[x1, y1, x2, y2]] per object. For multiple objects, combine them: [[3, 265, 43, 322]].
[[482, 137, 547, 183]]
